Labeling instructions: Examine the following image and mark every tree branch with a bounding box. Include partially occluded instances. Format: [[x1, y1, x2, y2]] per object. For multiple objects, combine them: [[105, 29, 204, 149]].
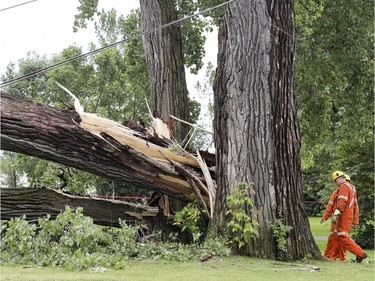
[[0, 188, 158, 227], [0, 92, 215, 206]]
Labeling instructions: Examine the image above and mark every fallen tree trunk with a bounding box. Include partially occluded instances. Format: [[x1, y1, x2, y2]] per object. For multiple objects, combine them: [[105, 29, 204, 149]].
[[0, 188, 158, 227], [0, 92, 215, 210]]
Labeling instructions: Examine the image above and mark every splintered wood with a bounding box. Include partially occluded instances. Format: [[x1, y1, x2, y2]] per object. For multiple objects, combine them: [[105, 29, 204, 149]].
[[56, 82, 216, 217]]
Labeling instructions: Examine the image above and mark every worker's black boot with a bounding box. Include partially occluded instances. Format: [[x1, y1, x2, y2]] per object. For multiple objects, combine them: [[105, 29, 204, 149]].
[[353, 253, 368, 263]]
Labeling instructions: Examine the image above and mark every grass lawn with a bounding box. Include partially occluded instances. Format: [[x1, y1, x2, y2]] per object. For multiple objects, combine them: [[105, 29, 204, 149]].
[[309, 216, 372, 261], [1, 217, 373, 281], [309, 216, 331, 236], [1, 256, 373, 281]]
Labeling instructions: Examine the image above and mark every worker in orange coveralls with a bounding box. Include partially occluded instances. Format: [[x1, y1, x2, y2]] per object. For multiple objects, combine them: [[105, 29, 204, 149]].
[[347, 174, 360, 237], [321, 173, 354, 261], [331, 171, 367, 263], [321, 187, 344, 260]]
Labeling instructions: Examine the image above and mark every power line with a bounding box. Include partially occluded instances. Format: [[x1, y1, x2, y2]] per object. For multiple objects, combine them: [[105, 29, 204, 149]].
[[1, 0, 295, 88], [0, 0, 235, 88], [0, 0, 38, 12]]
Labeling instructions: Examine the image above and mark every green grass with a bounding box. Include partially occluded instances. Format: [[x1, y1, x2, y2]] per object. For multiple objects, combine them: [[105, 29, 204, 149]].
[[1, 217, 373, 281], [308, 216, 360, 237], [1, 256, 374, 281], [309, 216, 331, 236], [309, 216, 372, 262]]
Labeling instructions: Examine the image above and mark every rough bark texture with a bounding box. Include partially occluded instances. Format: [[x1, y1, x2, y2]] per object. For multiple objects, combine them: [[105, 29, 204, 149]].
[[0, 188, 158, 227], [212, 0, 321, 259], [140, 0, 190, 142], [139, 0, 195, 241], [0, 93, 212, 206]]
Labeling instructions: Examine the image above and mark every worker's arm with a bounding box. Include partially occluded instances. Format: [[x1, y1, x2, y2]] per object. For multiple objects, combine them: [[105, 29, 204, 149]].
[[321, 190, 337, 224]]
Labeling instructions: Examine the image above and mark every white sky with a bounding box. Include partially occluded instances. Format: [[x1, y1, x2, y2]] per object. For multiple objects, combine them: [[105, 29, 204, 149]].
[[0, 0, 217, 132], [0, 0, 140, 74], [0, 0, 217, 82]]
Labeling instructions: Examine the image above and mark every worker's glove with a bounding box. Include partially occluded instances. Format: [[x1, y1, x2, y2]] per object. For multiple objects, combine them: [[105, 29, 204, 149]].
[[333, 209, 342, 216], [332, 209, 342, 224], [320, 218, 326, 224], [352, 224, 359, 229]]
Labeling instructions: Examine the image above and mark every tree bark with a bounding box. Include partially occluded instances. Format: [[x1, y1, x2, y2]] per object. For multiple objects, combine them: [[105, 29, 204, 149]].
[[212, 0, 321, 260], [0, 188, 158, 227], [0, 93, 213, 206], [138, 0, 197, 242], [140, 0, 190, 142]]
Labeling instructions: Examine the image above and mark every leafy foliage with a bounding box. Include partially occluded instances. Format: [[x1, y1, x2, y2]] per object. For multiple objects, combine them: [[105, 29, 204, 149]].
[[296, 0, 374, 246], [269, 219, 293, 254], [225, 183, 258, 252], [1, 207, 230, 271], [0, 151, 27, 188], [173, 202, 206, 242], [353, 219, 375, 249], [296, 0, 373, 178], [295, 0, 326, 37], [0, 9, 152, 197], [73, 0, 99, 32]]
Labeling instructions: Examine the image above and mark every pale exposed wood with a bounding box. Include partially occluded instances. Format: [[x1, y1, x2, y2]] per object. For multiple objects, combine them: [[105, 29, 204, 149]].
[[159, 195, 171, 216], [0, 92, 215, 204], [100, 132, 178, 176], [196, 150, 216, 218], [56, 82, 199, 169], [170, 115, 213, 135], [1, 91, 217, 217], [145, 99, 172, 140], [159, 151, 210, 217]]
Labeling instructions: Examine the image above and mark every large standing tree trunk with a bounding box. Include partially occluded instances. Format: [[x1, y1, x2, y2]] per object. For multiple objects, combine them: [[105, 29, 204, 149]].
[[140, 0, 190, 142], [212, 0, 321, 260]]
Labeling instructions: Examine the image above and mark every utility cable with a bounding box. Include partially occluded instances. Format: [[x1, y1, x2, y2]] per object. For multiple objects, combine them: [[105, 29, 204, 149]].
[[1, 0, 295, 87], [0, 0, 235, 88], [0, 0, 38, 12]]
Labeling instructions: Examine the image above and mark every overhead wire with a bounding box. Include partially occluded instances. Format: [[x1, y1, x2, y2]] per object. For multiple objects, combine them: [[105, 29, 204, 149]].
[[0, 0, 235, 88], [0, 0, 295, 88], [0, 0, 38, 12]]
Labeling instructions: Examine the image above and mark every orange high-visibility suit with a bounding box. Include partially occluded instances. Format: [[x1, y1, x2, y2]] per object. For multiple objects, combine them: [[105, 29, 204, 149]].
[[322, 189, 346, 261], [350, 182, 360, 228], [335, 182, 366, 258]]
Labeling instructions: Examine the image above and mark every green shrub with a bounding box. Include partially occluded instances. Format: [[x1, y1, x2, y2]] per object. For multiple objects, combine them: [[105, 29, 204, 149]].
[[225, 182, 258, 252], [1, 206, 230, 271], [269, 219, 293, 253], [172, 202, 205, 242], [352, 219, 374, 249], [1, 216, 36, 264], [202, 237, 231, 257]]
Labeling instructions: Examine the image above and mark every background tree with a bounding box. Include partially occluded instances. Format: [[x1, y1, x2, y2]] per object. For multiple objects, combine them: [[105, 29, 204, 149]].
[[139, 0, 190, 142], [0, 10, 153, 197], [212, 0, 321, 259], [0, 152, 25, 188], [295, 0, 374, 247], [73, 0, 222, 142]]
